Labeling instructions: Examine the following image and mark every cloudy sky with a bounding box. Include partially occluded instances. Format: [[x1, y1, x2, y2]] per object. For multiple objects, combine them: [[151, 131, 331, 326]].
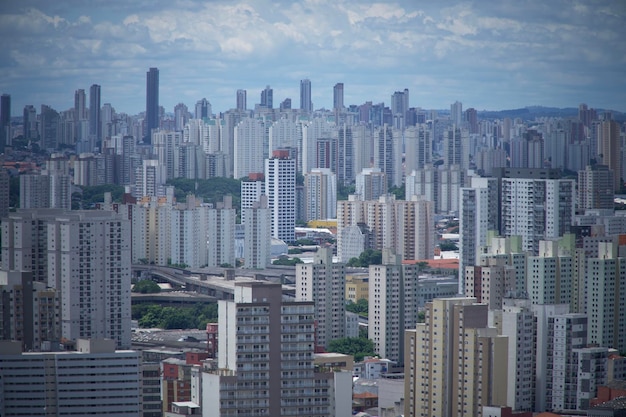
[[1, 0, 625, 116]]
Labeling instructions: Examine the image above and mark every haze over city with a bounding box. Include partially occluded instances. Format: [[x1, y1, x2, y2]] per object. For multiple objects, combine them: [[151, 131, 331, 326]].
[[1, 0, 625, 115]]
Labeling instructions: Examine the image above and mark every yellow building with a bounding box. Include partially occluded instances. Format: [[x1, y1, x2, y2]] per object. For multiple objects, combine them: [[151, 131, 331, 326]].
[[345, 273, 369, 302]]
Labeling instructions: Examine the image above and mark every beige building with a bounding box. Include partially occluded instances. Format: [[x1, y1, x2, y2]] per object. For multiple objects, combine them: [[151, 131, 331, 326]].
[[345, 273, 369, 303], [404, 297, 508, 417]]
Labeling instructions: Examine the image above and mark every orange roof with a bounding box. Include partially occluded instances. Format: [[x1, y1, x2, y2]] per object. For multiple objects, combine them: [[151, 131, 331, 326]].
[[403, 258, 459, 270], [353, 392, 378, 399]]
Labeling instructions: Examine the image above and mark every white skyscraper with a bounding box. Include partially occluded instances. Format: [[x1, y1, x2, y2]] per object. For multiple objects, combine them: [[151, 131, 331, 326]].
[[296, 247, 346, 349], [234, 117, 267, 179], [404, 124, 431, 174], [170, 196, 209, 269], [207, 196, 236, 268], [369, 249, 423, 363], [305, 168, 337, 221], [450, 100, 463, 126], [265, 150, 296, 242], [355, 167, 387, 201], [502, 177, 575, 254], [374, 124, 403, 187], [134, 159, 166, 197], [242, 195, 271, 269], [240, 174, 265, 226]]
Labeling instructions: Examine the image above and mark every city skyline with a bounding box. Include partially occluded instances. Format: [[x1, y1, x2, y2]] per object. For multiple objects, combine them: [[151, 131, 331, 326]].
[[0, 0, 625, 116]]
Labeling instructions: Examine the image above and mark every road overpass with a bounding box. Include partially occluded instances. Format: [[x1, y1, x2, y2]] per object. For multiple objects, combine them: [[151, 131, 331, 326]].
[[131, 265, 296, 299]]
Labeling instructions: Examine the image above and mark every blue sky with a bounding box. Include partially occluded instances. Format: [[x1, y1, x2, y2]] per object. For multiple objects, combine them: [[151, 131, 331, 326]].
[[1, 0, 625, 116]]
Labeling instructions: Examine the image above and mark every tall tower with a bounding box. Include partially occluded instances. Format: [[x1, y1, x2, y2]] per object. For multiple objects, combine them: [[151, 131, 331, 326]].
[[207, 282, 336, 416], [333, 82, 344, 110], [597, 119, 622, 191], [242, 195, 271, 269], [0, 93, 10, 152], [450, 100, 463, 125], [404, 297, 508, 417], [261, 85, 273, 109], [577, 165, 615, 210], [300, 78, 312, 112], [304, 168, 337, 221], [194, 98, 211, 119], [296, 247, 346, 349], [265, 150, 296, 242], [236, 89, 247, 111], [89, 84, 101, 148], [391, 89, 409, 129], [145, 67, 159, 143]]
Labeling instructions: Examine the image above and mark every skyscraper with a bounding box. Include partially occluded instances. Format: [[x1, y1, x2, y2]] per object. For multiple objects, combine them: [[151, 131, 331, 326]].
[[195, 98, 211, 120], [333, 82, 344, 110], [450, 100, 463, 125], [0, 93, 10, 152], [22, 104, 37, 140], [261, 85, 273, 108], [305, 168, 337, 221], [597, 119, 622, 191], [296, 247, 346, 349], [300, 78, 312, 112], [204, 282, 347, 417], [145, 67, 159, 143], [265, 149, 296, 242], [89, 84, 101, 147], [404, 297, 508, 417], [391, 89, 408, 129], [236, 89, 247, 111], [577, 164, 615, 210]]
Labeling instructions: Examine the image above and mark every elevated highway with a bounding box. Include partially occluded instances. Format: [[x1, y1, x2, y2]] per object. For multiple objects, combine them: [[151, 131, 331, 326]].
[[131, 264, 296, 300]]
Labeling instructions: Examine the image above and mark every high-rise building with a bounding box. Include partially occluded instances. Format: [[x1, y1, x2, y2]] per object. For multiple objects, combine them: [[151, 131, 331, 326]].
[[459, 177, 499, 293], [578, 165, 615, 210], [234, 117, 267, 179], [0, 169, 9, 218], [296, 247, 346, 349], [333, 82, 344, 110], [586, 240, 626, 351], [242, 195, 271, 269], [134, 159, 166, 197], [39, 104, 59, 149], [597, 120, 622, 191], [195, 98, 211, 119], [355, 168, 387, 201], [0, 270, 59, 352], [390, 89, 409, 129], [74, 88, 87, 143], [0, 339, 141, 417], [261, 85, 273, 108], [300, 78, 312, 112], [170, 196, 209, 269], [19, 173, 72, 210], [89, 84, 101, 147], [404, 124, 431, 174], [0, 93, 9, 152], [404, 297, 508, 417], [336, 124, 354, 185], [2, 209, 132, 348], [450, 100, 463, 126], [501, 177, 575, 254], [236, 89, 247, 111], [145, 67, 159, 143], [368, 249, 423, 363], [23, 104, 37, 140], [203, 281, 349, 416], [374, 124, 403, 187], [305, 168, 337, 221], [207, 196, 236, 268], [337, 194, 434, 262], [265, 150, 296, 242]]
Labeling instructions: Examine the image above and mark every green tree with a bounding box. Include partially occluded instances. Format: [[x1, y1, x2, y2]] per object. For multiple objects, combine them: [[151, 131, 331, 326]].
[[337, 184, 355, 200], [389, 184, 405, 200], [346, 249, 382, 267], [327, 337, 375, 362], [346, 298, 368, 315], [166, 178, 241, 210], [272, 257, 304, 266], [132, 280, 161, 294], [439, 241, 458, 251]]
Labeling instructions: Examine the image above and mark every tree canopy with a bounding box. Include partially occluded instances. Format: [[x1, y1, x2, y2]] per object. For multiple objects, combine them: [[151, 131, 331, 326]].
[[327, 337, 375, 362], [131, 280, 161, 294], [131, 303, 217, 330], [346, 298, 368, 316], [346, 249, 382, 267], [272, 257, 303, 266], [166, 177, 241, 209]]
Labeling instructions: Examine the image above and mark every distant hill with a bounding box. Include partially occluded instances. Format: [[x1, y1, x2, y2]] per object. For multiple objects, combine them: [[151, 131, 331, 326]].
[[475, 106, 625, 122]]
